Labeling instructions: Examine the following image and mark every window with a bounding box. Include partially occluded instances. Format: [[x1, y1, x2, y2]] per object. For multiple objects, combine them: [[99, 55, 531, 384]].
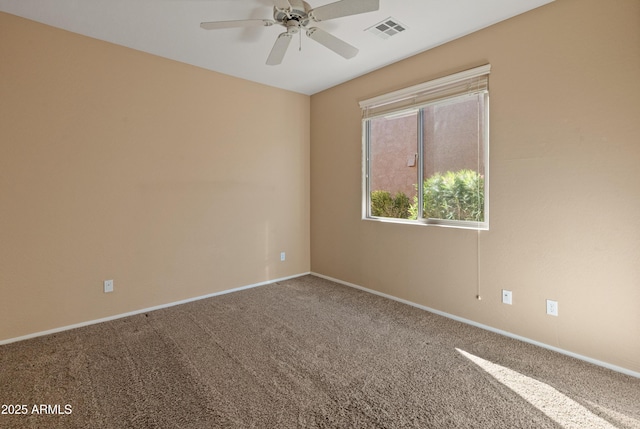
[[360, 65, 490, 229]]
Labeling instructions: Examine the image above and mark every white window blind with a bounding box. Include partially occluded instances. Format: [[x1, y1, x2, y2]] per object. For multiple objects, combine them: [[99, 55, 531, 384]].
[[359, 64, 491, 119]]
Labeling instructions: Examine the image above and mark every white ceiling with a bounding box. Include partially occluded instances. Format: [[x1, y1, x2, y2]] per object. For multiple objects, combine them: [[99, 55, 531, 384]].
[[0, 0, 554, 95]]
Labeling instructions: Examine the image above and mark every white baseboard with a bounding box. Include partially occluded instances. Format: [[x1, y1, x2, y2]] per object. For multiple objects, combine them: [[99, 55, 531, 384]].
[[0, 272, 310, 346], [310, 272, 640, 379]]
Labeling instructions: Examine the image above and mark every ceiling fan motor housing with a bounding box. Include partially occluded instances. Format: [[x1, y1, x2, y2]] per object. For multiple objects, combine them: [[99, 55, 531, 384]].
[[274, 0, 311, 28]]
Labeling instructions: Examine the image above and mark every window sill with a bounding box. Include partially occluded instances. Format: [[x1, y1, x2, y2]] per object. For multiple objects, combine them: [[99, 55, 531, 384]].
[[363, 216, 489, 231]]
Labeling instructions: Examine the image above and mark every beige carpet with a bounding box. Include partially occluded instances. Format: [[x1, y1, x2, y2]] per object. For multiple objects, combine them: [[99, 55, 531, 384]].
[[1, 275, 638, 428]]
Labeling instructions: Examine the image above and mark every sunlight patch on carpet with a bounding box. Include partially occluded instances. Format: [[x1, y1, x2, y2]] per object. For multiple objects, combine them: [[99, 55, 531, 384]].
[[584, 399, 640, 429], [456, 349, 616, 429]]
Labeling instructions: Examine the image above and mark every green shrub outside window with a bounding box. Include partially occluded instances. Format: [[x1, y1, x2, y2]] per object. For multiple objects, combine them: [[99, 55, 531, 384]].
[[371, 169, 484, 222]]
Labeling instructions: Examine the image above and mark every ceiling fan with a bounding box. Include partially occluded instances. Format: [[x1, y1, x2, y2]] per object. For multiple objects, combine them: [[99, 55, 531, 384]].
[[200, 0, 380, 65]]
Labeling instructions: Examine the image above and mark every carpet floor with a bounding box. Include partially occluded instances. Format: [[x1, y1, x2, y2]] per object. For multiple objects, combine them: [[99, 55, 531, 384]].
[[1, 275, 638, 428]]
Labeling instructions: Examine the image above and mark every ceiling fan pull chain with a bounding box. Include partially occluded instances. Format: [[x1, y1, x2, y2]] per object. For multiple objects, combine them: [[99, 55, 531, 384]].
[[299, 30, 302, 51]]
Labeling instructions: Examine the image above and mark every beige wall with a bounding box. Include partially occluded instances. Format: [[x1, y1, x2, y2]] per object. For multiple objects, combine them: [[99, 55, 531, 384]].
[[310, 0, 640, 374], [0, 12, 310, 340]]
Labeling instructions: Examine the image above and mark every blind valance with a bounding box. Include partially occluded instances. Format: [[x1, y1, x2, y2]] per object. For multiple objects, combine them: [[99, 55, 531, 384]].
[[359, 64, 490, 119]]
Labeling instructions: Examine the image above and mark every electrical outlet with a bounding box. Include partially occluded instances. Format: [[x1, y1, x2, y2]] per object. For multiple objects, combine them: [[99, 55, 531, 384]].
[[502, 289, 513, 305], [280, 252, 286, 262], [104, 279, 114, 293], [546, 299, 558, 316]]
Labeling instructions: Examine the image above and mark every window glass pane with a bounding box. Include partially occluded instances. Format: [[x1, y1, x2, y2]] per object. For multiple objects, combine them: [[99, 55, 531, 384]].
[[368, 112, 418, 219], [421, 93, 486, 222]]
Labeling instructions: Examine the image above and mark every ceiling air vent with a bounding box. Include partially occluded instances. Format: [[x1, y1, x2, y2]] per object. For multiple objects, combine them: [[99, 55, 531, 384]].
[[366, 17, 407, 39]]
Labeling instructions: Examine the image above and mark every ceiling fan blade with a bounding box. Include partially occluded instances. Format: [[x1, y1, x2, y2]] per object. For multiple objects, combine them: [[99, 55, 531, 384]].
[[200, 19, 275, 30], [309, 0, 379, 22], [273, 0, 292, 9], [306, 27, 358, 59], [266, 32, 293, 65]]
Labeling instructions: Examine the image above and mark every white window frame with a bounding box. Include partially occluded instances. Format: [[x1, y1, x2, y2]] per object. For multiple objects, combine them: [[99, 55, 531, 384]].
[[360, 65, 490, 230]]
